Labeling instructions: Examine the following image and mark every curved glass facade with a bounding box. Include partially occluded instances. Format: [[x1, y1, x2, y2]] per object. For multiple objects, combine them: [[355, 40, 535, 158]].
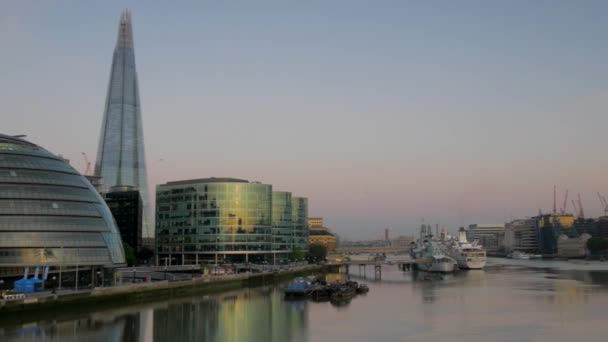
[[272, 191, 293, 257], [0, 134, 126, 270], [292, 197, 309, 251], [156, 179, 272, 264]]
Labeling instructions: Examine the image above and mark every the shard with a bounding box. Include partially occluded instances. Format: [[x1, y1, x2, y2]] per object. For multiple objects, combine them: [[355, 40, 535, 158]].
[[95, 11, 152, 240]]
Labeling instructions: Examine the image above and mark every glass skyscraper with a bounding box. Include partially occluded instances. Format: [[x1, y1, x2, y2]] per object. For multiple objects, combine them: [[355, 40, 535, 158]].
[[95, 11, 152, 240]]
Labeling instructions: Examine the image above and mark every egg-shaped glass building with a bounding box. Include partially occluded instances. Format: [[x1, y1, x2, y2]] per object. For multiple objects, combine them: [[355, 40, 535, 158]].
[[0, 134, 126, 278]]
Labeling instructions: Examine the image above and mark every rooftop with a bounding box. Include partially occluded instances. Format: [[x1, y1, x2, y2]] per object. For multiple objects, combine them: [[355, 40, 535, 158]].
[[0, 133, 37, 147], [165, 177, 250, 186]]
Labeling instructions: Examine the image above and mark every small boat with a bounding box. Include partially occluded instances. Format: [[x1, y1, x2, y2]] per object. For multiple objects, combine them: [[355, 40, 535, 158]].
[[283, 277, 311, 298], [310, 285, 332, 301], [356, 284, 369, 294], [331, 285, 356, 301], [510, 251, 530, 260]]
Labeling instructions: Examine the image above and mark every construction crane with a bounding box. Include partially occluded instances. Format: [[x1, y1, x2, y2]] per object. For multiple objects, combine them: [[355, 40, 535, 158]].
[[577, 193, 585, 219], [598, 192, 608, 216], [561, 189, 569, 214], [553, 185, 557, 214], [571, 200, 578, 217], [81, 152, 91, 175]]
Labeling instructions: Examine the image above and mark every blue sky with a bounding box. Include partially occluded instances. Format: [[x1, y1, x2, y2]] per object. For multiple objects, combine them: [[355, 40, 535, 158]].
[[2, 1, 608, 239]]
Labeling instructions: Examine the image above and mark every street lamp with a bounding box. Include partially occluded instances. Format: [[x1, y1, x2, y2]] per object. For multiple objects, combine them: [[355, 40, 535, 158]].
[[51, 276, 56, 294], [96, 271, 101, 287]]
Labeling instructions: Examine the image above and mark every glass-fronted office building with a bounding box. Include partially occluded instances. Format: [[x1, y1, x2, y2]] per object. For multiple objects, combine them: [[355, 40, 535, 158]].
[[0, 134, 126, 278], [156, 178, 308, 265], [272, 191, 293, 261], [292, 197, 309, 251]]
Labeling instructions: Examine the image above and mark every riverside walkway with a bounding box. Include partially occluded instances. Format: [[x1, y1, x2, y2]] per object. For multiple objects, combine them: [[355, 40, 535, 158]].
[[0, 264, 323, 314]]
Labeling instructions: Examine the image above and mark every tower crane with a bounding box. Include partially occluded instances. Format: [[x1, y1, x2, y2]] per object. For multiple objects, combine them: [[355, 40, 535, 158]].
[[578, 194, 584, 218], [597, 192, 608, 216], [561, 189, 569, 214], [571, 200, 578, 217], [553, 185, 557, 214], [81, 152, 91, 175]]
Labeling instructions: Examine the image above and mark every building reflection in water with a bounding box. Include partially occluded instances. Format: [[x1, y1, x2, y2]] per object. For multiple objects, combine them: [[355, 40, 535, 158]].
[[0, 285, 308, 342]]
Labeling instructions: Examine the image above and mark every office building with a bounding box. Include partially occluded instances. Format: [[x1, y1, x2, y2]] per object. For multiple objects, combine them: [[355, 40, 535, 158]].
[[155, 177, 308, 264], [292, 197, 309, 251], [272, 191, 293, 260], [105, 186, 143, 252], [94, 11, 153, 243], [307, 217, 336, 252], [467, 224, 505, 255], [504, 219, 538, 253], [0, 134, 126, 279]]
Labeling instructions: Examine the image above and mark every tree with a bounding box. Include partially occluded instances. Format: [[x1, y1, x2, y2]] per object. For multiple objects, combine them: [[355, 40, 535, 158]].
[[308, 243, 328, 262], [123, 243, 136, 266], [587, 237, 608, 253], [290, 248, 306, 262]]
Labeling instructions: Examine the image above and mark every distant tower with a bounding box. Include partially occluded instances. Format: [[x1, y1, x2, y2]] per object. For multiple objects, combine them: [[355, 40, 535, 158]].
[[95, 11, 153, 240], [385, 227, 392, 242]]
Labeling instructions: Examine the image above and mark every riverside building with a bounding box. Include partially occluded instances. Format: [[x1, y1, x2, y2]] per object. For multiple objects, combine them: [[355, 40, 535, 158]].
[[307, 217, 337, 252], [155, 178, 308, 265], [0, 134, 126, 285]]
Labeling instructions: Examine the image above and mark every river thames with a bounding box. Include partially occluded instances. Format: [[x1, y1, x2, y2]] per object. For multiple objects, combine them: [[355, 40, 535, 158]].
[[2, 258, 608, 342]]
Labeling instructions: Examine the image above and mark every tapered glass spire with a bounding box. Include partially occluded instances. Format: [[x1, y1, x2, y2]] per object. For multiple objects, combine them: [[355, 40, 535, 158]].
[[95, 10, 152, 240]]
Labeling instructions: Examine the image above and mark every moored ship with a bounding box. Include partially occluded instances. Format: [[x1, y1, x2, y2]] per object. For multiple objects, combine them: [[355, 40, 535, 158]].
[[411, 224, 456, 273], [448, 227, 487, 269]]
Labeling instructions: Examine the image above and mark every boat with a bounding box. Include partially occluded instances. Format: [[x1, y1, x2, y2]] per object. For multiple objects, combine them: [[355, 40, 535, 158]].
[[356, 284, 369, 294], [283, 277, 312, 298], [509, 251, 530, 259], [410, 224, 456, 273], [331, 285, 356, 301], [447, 227, 487, 269]]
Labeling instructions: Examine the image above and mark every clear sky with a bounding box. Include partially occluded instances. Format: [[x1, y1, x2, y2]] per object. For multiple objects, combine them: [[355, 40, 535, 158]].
[[2, 1, 608, 239]]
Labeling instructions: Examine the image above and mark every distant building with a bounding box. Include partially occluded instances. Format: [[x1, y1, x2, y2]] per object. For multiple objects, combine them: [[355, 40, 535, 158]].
[[105, 186, 143, 252], [537, 213, 578, 255], [307, 217, 337, 253], [385, 227, 392, 243], [504, 219, 538, 253], [557, 234, 591, 258], [467, 224, 505, 255], [391, 236, 414, 248]]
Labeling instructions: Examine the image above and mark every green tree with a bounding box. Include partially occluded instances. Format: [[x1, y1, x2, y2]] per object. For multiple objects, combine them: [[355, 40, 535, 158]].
[[308, 243, 328, 262], [587, 237, 608, 253], [290, 248, 306, 261], [123, 243, 136, 266]]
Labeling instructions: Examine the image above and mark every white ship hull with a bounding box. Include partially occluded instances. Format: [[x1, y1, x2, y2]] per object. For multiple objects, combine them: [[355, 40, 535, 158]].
[[456, 258, 486, 269]]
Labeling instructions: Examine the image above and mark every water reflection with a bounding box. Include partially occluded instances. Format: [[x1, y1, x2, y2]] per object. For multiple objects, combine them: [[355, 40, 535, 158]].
[[2, 260, 608, 342]]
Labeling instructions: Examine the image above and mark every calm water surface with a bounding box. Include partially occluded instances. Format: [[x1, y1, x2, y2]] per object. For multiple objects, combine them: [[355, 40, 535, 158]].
[[2, 258, 608, 342]]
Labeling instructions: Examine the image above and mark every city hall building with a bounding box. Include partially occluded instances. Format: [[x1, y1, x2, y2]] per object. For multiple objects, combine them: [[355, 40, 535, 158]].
[[0, 134, 126, 286], [155, 178, 308, 265]]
